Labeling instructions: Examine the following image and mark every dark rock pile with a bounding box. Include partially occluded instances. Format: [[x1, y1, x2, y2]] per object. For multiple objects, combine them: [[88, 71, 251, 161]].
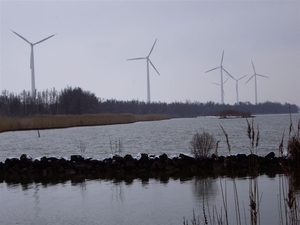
[[0, 152, 293, 183]]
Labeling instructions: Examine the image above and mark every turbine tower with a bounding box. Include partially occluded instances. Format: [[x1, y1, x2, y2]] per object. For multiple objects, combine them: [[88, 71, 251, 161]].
[[212, 77, 229, 99], [128, 39, 160, 103], [245, 61, 268, 104], [205, 50, 234, 104], [11, 30, 56, 97], [233, 75, 247, 105]]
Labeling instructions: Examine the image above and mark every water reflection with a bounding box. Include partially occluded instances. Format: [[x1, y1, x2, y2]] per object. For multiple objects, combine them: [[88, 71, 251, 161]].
[[111, 182, 124, 203], [33, 184, 41, 220], [192, 177, 218, 201], [1, 174, 300, 225]]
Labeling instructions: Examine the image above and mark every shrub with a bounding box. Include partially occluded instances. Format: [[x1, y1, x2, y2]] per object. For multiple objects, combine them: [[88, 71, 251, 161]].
[[190, 132, 216, 159]]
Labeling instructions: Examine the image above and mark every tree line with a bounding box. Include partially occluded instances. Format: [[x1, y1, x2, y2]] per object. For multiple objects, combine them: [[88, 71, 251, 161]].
[[0, 87, 298, 117]]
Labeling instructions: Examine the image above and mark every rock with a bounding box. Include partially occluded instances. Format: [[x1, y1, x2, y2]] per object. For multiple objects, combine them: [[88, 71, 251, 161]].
[[0, 152, 291, 182], [125, 161, 136, 169], [265, 152, 275, 160], [179, 153, 195, 163], [123, 154, 136, 169], [124, 154, 134, 162], [5, 158, 19, 167], [151, 159, 163, 170], [112, 155, 124, 163], [65, 168, 76, 175], [159, 153, 168, 161], [137, 153, 149, 164], [20, 154, 29, 162], [70, 155, 84, 162]]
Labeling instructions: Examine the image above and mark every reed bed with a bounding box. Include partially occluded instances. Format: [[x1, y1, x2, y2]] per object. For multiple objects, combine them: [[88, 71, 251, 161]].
[[134, 114, 171, 122], [184, 118, 300, 225], [0, 113, 170, 133]]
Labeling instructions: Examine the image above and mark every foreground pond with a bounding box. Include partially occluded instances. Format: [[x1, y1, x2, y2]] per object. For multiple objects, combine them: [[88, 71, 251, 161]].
[[0, 175, 298, 225]]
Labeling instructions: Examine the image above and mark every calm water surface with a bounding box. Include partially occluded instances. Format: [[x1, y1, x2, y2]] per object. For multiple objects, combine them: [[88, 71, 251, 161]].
[[0, 114, 299, 224], [0, 114, 299, 161], [0, 175, 293, 225]]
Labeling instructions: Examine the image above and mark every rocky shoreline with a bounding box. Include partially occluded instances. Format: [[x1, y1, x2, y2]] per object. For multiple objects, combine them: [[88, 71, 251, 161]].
[[0, 152, 295, 184]]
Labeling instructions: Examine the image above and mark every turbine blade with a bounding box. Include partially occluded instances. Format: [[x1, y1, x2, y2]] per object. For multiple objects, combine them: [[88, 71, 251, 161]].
[[212, 78, 228, 85], [257, 74, 269, 78], [222, 68, 234, 79], [220, 50, 224, 65], [251, 60, 256, 73], [11, 30, 31, 45], [34, 34, 56, 45], [148, 39, 157, 57], [245, 75, 255, 84], [205, 66, 220, 73], [237, 75, 247, 81], [148, 59, 160, 75], [127, 57, 146, 60]]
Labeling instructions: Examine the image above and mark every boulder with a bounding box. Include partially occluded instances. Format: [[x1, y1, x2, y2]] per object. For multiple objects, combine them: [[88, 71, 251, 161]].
[[265, 151, 275, 160], [70, 155, 84, 162]]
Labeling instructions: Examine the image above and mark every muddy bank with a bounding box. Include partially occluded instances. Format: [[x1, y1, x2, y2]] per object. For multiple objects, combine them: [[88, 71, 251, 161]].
[[0, 152, 295, 184]]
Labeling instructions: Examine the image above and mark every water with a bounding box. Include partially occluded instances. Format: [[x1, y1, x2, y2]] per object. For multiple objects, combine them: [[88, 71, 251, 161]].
[[0, 114, 299, 161], [0, 113, 299, 224], [0, 175, 294, 225]]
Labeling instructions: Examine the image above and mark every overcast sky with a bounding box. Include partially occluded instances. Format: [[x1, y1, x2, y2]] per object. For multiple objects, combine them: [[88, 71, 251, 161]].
[[1, 0, 299, 106]]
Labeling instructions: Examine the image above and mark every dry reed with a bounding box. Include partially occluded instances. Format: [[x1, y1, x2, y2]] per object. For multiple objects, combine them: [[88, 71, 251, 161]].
[[184, 117, 299, 225], [0, 113, 170, 133]]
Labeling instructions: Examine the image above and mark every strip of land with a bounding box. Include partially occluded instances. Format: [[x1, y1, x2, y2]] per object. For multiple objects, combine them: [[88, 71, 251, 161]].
[[0, 114, 170, 133]]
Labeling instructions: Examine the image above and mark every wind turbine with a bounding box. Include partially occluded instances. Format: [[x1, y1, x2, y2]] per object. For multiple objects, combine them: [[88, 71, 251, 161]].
[[127, 39, 160, 103], [205, 50, 234, 104], [212, 77, 229, 98], [11, 30, 56, 97], [233, 75, 247, 105], [245, 61, 268, 104]]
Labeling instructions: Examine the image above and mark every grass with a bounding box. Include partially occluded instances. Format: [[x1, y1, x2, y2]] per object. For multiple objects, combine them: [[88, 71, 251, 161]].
[[0, 113, 170, 133]]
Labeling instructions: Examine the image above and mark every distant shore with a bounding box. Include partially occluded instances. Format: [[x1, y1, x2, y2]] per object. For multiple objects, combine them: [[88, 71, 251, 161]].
[[0, 114, 170, 133]]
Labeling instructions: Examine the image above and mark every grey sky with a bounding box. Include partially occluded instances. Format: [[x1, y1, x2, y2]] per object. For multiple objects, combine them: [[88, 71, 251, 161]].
[[1, 0, 299, 106]]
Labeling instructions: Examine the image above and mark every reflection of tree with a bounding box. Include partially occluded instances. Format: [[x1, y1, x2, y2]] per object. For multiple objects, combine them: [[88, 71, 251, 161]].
[[33, 183, 41, 220], [71, 179, 87, 198], [111, 181, 124, 203], [79, 181, 87, 198], [192, 177, 217, 202]]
